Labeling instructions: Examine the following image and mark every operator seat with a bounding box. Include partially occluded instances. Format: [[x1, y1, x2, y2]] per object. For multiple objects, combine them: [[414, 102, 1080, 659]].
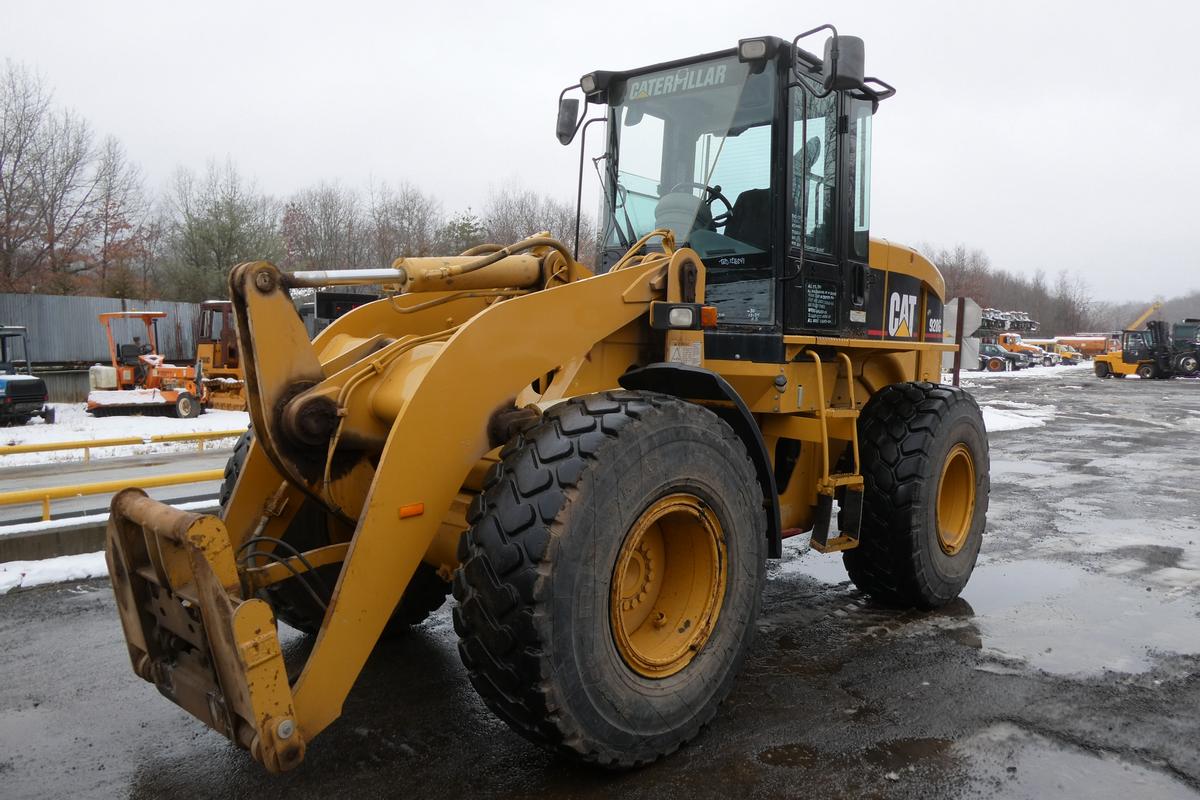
[[723, 189, 770, 251], [118, 344, 141, 366], [721, 137, 823, 253]]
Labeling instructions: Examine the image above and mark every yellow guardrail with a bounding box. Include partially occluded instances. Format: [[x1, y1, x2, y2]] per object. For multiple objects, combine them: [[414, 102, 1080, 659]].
[[0, 429, 246, 463], [0, 469, 226, 521]]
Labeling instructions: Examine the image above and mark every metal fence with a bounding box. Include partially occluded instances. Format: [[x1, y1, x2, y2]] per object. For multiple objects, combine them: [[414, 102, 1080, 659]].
[[0, 293, 205, 364]]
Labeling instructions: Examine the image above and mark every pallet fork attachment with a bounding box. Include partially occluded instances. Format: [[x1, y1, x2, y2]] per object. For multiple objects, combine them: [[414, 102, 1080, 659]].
[[105, 488, 304, 773]]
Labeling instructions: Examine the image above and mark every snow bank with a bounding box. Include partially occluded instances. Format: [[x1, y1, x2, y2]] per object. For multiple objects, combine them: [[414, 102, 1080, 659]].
[[949, 362, 1091, 383], [982, 402, 1055, 432], [0, 550, 108, 594], [0, 403, 248, 466], [0, 500, 218, 593]]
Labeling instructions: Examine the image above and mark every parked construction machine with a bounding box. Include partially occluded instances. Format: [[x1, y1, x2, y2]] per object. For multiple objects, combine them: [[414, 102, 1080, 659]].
[[1095, 319, 1200, 379], [104, 28, 989, 774], [87, 311, 207, 417], [0, 325, 54, 425], [195, 301, 246, 410]]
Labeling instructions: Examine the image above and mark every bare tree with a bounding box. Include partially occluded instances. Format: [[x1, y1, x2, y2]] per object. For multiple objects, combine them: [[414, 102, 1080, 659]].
[[281, 182, 369, 269], [30, 107, 98, 293], [368, 181, 443, 262], [481, 186, 597, 263], [91, 136, 146, 294], [0, 61, 52, 291]]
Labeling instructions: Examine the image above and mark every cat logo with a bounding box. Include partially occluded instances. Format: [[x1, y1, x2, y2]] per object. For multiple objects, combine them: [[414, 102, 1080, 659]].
[[887, 292, 919, 338]]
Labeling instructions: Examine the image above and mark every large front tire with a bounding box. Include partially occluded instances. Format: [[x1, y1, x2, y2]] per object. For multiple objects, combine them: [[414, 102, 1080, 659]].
[[843, 382, 990, 609], [453, 391, 766, 767]]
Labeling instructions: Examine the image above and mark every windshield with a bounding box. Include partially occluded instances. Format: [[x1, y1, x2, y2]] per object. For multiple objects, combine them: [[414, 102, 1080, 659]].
[[603, 55, 777, 325]]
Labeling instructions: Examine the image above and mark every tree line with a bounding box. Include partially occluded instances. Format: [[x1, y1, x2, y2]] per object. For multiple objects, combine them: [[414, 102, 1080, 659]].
[[923, 244, 1097, 337], [0, 61, 595, 302], [9, 59, 1187, 332], [927, 243, 1198, 336]]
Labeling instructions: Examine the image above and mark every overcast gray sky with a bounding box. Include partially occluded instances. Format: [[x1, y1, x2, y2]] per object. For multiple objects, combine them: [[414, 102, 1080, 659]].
[[4, 0, 1197, 301]]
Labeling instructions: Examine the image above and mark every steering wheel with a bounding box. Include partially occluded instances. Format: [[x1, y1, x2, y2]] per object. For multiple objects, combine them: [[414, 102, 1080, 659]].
[[667, 182, 733, 228]]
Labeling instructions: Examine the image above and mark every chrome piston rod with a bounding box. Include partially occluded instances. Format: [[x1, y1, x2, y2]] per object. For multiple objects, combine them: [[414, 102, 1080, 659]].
[[283, 268, 406, 288]]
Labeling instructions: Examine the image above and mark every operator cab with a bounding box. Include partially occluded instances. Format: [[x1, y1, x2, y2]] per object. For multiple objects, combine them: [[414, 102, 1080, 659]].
[[0, 326, 32, 375], [560, 28, 896, 360]]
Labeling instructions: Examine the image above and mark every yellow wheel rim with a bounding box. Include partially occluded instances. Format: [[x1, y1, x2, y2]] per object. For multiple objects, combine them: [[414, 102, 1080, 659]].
[[610, 494, 727, 679], [937, 443, 976, 555]]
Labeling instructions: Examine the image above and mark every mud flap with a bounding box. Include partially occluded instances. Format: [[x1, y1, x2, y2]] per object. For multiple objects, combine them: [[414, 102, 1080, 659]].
[[105, 488, 305, 772]]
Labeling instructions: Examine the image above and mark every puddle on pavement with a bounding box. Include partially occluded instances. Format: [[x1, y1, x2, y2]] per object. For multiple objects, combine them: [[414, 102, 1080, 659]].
[[957, 723, 1198, 799], [757, 742, 820, 768], [960, 560, 1200, 675], [780, 542, 1200, 676]]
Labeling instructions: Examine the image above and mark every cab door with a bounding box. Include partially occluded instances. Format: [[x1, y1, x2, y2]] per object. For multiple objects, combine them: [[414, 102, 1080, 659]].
[[782, 82, 872, 337], [1123, 332, 1148, 364]]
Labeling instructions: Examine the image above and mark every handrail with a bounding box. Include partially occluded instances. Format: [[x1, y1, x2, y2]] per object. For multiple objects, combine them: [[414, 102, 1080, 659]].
[[0, 469, 225, 522], [0, 429, 246, 462]]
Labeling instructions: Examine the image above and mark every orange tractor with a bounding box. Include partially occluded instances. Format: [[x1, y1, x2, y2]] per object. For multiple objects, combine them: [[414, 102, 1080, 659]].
[[87, 311, 207, 417]]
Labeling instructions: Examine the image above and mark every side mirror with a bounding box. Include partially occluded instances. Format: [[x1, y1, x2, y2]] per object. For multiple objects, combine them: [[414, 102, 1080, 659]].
[[556, 97, 581, 145], [821, 35, 865, 92]]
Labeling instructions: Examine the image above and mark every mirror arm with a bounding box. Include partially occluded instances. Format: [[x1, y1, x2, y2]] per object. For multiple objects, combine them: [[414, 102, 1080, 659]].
[[792, 24, 839, 96], [573, 116, 607, 260], [557, 84, 590, 144], [859, 77, 896, 101]]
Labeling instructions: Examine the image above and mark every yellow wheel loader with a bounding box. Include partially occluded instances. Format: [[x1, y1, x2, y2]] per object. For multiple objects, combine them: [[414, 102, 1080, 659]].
[[104, 26, 989, 773]]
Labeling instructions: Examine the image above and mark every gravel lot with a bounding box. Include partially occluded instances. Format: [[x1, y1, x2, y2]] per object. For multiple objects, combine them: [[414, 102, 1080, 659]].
[[1, 365, 1197, 799]]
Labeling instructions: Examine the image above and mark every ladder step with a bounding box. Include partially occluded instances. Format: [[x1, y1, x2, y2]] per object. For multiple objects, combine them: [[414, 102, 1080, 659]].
[[810, 534, 860, 553], [819, 473, 864, 491], [822, 408, 859, 418]]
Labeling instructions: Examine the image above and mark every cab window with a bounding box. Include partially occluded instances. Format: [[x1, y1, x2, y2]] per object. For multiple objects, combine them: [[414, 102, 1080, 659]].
[[790, 84, 837, 256]]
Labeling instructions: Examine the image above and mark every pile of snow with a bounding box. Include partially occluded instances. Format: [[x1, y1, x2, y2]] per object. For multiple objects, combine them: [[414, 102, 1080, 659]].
[[981, 401, 1056, 432], [0, 500, 217, 594], [949, 362, 1091, 384], [0, 551, 108, 594], [0, 403, 248, 467]]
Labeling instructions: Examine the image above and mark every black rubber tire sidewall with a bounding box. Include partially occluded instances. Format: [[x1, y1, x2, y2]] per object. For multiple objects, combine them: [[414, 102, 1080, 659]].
[[547, 407, 765, 759], [844, 382, 990, 609], [454, 392, 767, 766], [913, 401, 988, 595], [174, 392, 201, 418]]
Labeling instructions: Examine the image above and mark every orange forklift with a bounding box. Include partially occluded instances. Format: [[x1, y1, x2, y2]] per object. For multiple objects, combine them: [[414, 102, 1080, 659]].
[[86, 311, 206, 417]]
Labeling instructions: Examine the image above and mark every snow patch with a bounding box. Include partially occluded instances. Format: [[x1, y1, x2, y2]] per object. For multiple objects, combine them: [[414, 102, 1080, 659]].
[[1, 500, 220, 592], [982, 404, 1055, 432], [0, 403, 248, 466], [945, 363, 1091, 382], [0, 550, 108, 594]]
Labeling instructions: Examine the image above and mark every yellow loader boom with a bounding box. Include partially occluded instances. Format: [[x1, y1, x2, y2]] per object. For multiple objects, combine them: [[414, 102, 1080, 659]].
[[106, 28, 990, 773]]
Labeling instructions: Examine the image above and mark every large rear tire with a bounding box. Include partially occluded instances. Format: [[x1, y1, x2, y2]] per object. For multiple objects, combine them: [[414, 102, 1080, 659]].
[[1094, 361, 1111, 378], [219, 431, 450, 634], [843, 381, 989, 609], [453, 391, 766, 767]]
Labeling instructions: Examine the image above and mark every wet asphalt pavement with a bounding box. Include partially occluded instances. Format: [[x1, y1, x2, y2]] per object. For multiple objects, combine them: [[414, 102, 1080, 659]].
[[1, 365, 1198, 799]]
